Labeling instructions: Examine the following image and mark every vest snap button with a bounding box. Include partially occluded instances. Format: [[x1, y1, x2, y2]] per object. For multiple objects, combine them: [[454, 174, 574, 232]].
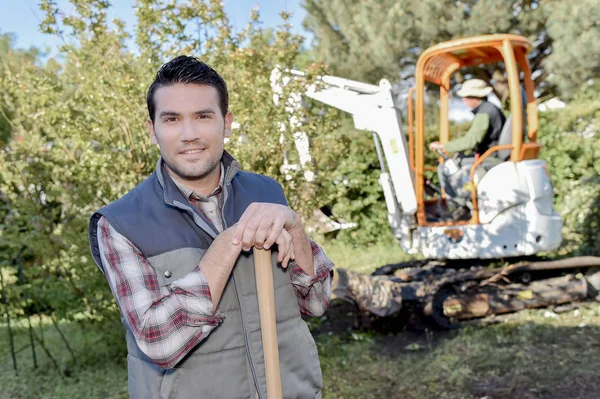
[[164, 271, 172, 278]]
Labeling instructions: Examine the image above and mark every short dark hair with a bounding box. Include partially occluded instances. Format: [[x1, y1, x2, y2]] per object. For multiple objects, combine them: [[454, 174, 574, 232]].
[[146, 56, 229, 121]]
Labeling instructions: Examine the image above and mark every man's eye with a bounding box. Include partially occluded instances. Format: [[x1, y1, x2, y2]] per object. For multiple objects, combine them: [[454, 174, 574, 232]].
[[197, 114, 210, 119], [165, 117, 178, 122]]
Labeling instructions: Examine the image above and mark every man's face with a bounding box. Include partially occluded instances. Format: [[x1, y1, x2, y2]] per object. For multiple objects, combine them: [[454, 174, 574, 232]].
[[462, 97, 481, 109], [148, 83, 232, 182]]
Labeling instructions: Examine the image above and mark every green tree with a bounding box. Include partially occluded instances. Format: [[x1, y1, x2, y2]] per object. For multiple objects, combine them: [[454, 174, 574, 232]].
[[543, 0, 600, 98], [0, 0, 339, 324], [538, 95, 600, 256], [302, 0, 578, 96], [0, 32, 44, 146]]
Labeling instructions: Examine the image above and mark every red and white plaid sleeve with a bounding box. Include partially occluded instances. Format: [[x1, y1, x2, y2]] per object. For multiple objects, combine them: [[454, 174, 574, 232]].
[[96, 216, 223, 369], [288, 240, 335, 317]]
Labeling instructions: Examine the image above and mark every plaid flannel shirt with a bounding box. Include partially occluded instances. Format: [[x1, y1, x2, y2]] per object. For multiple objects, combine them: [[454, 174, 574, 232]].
[[96, 166, 334, 368]]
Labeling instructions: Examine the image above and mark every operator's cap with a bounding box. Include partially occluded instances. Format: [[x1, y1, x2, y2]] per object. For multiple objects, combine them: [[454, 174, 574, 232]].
[[457, 79, 493, 98]]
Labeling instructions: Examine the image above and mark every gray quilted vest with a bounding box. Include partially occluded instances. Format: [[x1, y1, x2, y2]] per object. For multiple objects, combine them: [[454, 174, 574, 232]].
[[89, 152, 322, 399]]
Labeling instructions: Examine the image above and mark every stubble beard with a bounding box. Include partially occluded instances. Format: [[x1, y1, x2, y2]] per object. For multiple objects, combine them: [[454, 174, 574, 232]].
[[163, 150, 222, 182]]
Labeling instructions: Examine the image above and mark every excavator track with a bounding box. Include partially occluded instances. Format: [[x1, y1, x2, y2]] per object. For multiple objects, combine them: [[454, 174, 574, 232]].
[[332, 256, 600, 330]]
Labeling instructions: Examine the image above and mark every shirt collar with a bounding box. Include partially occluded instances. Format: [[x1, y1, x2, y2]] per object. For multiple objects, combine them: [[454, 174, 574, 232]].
[[155, 150, 242, 203], [171, 162, 225, 201]]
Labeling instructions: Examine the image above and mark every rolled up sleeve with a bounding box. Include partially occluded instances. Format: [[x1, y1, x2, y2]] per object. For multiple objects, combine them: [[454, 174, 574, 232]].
[[289, 240, 335, 317]]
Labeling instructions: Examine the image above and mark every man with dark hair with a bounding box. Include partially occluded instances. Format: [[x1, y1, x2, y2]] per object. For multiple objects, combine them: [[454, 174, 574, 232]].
[[89, 56, 334, 398]]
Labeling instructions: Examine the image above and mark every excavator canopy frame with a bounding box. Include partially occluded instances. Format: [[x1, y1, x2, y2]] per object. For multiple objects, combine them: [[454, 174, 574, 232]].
[[411, 34, 540, 226]]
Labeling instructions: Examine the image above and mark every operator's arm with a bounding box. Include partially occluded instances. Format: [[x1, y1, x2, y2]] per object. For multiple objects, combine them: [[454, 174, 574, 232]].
[[443, 113, 490, 154], [97, 216, 241, 369]]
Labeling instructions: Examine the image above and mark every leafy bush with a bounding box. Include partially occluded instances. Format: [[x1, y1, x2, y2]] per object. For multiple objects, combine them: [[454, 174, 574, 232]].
[[0, 0, 335, 323], [318, 118, 395, 246], [538, 99, 600, 256]]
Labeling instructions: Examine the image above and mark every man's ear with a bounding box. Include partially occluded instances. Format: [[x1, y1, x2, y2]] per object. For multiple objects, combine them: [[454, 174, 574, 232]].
[[224, 112, 233, 139], [147, 119, 158, 145]]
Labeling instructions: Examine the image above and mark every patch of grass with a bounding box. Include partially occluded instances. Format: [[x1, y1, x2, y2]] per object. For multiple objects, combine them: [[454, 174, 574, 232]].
[[6, 303, 600, 398], [318, 302, 600, 398], [0, 319, 128, 399], [321, 239, 415, 274]]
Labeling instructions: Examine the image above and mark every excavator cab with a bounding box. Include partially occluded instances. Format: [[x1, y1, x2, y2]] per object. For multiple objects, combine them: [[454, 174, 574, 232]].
[[299, 34, 562, 260], [401, 34, 562, 259]]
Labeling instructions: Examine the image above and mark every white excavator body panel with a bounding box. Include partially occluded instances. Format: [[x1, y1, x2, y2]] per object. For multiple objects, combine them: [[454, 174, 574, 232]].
[[418, 160, 562, 259]]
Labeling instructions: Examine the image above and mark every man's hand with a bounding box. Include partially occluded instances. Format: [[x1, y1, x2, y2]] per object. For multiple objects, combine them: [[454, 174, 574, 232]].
[[429, 141, 444, 152], [232, 203, 298, 268]]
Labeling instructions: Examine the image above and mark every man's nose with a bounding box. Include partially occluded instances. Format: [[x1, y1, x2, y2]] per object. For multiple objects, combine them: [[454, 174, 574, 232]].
[[180, 119, 201, 142]]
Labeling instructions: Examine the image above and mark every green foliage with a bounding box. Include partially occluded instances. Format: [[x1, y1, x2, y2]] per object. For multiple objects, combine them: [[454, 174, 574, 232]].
[[544, 0, 600, 99], [538, 97, 600, 256], [0, 32, 44, 146], [302, 0, 550, 86], [0, 0, 337, 323], [314, 117, 395, 246], [0, 319, 128, 399], [302, 0, 600, 99]]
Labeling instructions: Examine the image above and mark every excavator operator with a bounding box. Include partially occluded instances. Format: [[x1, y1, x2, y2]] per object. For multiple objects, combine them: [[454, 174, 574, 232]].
[[429, 79, 506, 219]]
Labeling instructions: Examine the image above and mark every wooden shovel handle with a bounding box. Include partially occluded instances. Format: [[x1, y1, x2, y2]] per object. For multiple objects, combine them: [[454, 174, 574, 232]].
[[254, 248, 282, 399]]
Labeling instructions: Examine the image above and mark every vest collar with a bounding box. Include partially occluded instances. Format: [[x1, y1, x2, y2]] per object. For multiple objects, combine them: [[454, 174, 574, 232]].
[[471, 98, 488, 114], [221, 150, 242, 185], [155, 150, 242, 205]]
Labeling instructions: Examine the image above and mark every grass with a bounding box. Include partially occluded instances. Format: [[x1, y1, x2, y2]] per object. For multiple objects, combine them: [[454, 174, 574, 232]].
[[320, 239, 414, 274], [2, 242, 600, 398], [0, 318, 128, 399], [317, 303, 600, 398]]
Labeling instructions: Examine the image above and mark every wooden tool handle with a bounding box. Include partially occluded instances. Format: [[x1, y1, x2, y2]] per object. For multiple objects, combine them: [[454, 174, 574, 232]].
[[254, 248, 282, 399]]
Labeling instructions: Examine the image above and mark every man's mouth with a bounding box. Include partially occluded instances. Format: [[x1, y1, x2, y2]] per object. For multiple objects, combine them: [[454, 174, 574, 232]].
[[180, 148, 205, 155]]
